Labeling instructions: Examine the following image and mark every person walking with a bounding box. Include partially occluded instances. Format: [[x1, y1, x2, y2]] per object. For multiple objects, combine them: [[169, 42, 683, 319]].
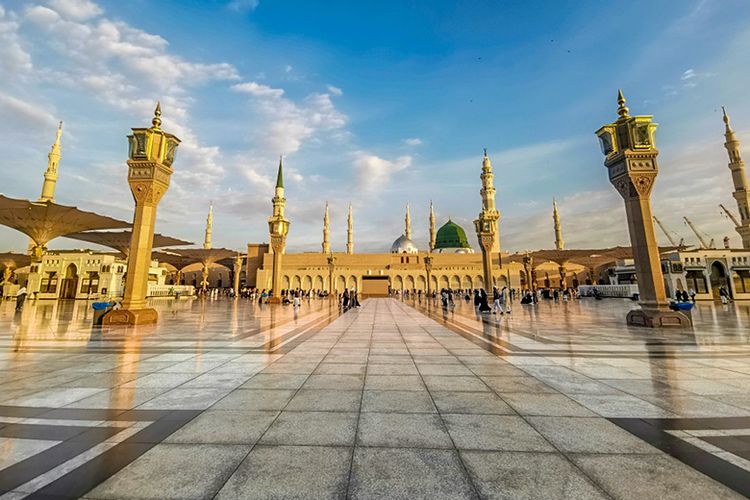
[[719, 286, 730, 305], [15, 286, 27, 312], [492, 287, 503, 315]]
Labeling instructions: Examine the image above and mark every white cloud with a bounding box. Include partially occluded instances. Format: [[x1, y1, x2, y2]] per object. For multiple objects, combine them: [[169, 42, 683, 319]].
[[227, 0, 259, 12], [0, 6, 32, 75], [326, 85, 343, 96], [403, 138, 422, 146], [0, 92, 57, 130], [47, 0, 102, 21], [681, 68, 696, 80], [285, 64, 293, 73], [354, 152, 412, 191], [231, 81, 284, 98]]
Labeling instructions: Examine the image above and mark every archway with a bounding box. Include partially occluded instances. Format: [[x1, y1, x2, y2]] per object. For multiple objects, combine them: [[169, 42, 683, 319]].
[[336, 275, 347, 293], [60, 263, 79, 299], [475, 275, 484, 289], [710, 261, 731, 299], [292, 275, 301, 289], [439, 275, 449, 289], [405, 275, 415, 291], [314, 275, 324, 290], [417, 275, 426, 291], [282, 275, 290, 290], [462, 275, 472, 290], [430, 275, 438, 291], [302, 275, 312, 290], [450, 275, 461, 290], [348, 275, 357, 289], [393, 275, 404, 291]]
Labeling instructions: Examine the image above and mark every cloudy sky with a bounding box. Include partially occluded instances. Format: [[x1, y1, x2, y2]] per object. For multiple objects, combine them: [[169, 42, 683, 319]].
[[1, 0, 749, 254]]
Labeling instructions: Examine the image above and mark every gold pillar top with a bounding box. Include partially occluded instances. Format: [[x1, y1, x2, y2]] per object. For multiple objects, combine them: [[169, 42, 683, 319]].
[[617, 89, 630, 118]]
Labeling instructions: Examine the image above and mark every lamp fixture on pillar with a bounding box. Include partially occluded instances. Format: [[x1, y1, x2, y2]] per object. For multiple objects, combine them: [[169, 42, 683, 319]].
[[105, 102, 180, 325], [595, 90, 690, 327]]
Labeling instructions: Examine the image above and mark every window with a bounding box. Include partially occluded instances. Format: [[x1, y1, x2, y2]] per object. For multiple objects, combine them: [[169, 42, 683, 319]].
[[80, 272, 100, 294], [685, 270, 708, 294], [733, 270, 750, 294], [40, 272, 58, 293]]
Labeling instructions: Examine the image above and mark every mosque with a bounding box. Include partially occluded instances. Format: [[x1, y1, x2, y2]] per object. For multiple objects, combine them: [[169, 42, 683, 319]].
[[2, 101, 750, 302]]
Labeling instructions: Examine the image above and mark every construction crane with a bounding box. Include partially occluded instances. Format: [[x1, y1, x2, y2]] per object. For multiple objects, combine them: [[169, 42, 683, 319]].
[[653, 216, 684, 247], [683, 216, 715, 249], [719, 204, 741, 227]]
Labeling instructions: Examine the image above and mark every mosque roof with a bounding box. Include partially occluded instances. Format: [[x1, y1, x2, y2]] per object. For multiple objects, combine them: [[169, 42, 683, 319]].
[[391, 234, 418, 253], [434, 219, 471, 249], [0, 195, 131, 247], [64, 230, 192, 256]]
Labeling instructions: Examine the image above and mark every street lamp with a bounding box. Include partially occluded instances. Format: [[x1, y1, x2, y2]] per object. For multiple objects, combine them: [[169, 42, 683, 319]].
[[327, 254, 336, 298], [424, 255, 433, 297], [522, 252, 536, 303]]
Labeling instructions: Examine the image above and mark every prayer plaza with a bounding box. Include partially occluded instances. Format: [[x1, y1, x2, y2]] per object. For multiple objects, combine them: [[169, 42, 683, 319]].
[[1, 7, 750, 496]]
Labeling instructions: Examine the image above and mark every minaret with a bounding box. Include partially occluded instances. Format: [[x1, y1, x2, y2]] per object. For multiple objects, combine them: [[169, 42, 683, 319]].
[[429, 200, 436, 251], [405, 203, 412, 240], [267, 156, 290, 302], [722, 107, 750, 248], [204, 202, 213, 249], [39, 121, 63, 203], [322, 201, 330, 253], [346, 203, 353, 254], [553, 198, 564, 250], [479, 149, 501, 252], [474, 149, 501, 290]]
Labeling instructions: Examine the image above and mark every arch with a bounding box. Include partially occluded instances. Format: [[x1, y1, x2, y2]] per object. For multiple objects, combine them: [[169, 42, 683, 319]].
[[417, 275, 426, 291], [450, 275, 461, 289], [302, 275, 312, 290], [292, 275, 301, 289], [496, 275, 508, 287], [430, 275, 438, 291], [394, 275, 404, 291], [710, 261, 730, 299], [282, 275, 290, 289], [314, 275, 324, 290], [475, 275, 484, 290], [61, 263, 79, 299], [405, 275, 415, 290], [336, 275, 347, 292], [462, 275, 473, 289], [348, 275, 357, 289], [439, 275, 449, 289]]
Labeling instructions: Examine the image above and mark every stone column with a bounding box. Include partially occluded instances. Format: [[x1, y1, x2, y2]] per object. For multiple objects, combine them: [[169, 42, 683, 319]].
[[107, 103, 180, 325], [233, 255, 242, 297], [596, 91, 689, 327]]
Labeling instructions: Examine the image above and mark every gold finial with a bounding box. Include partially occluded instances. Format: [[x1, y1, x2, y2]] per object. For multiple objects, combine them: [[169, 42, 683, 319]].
[[152, 101, 162, 128], [722, 106, 733, 131], [617, 89, 629, 118]]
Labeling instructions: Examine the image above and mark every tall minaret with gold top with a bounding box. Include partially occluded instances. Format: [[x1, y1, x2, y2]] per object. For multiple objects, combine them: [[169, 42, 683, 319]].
[[204, 202, 213, 249], [268, 156, 290, 302], [405, 203, 412, 240], [474, 149, 501, 289], [722, 107, 750, 248], [429, 200, 436, 251], [346, 203, 354, 254], [553, 198, 564, 250], [322, 201, 330, 253], [39, 121, 63, 203]]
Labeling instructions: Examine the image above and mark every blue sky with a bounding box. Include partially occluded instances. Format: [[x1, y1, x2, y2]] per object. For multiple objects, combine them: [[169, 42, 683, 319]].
[[1, 0, 749, 254]]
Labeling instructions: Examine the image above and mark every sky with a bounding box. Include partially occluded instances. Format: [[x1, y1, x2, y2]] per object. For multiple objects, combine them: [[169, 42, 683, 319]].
[[1, 0, 750, 254]]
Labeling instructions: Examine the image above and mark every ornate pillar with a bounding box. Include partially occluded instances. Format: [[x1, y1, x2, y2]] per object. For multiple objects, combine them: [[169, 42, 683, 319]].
[[106, 103, 180, 325], [327, 254, 336, 297], [596, 91, 690, 327], [268, 157, 289, 304]]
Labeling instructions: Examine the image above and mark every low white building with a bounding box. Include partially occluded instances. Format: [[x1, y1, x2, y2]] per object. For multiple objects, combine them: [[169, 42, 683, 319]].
[[21, 250, 193, 300]]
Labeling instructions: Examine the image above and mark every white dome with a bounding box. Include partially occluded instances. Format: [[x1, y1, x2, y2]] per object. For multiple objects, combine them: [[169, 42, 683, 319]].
[[390, 234, 418, 254]]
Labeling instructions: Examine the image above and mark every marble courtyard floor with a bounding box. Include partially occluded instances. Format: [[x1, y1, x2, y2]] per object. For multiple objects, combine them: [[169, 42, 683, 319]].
[[0, 297, 749, 499]]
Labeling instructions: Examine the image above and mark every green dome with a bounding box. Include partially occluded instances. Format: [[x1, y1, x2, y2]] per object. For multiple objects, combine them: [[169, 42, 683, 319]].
[[434, 220, 471, 250]]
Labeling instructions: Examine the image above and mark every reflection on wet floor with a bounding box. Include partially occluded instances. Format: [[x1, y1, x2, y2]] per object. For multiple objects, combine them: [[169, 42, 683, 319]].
[[0, 297, 749, 498]]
